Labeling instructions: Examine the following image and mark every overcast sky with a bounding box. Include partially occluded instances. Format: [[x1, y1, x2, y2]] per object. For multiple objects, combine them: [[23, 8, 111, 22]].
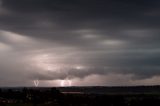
[[0, 0, 160, 87]]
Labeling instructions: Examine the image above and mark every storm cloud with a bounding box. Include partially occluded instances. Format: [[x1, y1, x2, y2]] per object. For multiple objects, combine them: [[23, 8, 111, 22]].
[[0, 0, 160, 86]]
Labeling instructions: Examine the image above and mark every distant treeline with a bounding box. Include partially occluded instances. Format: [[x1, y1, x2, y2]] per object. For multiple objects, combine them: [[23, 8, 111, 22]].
[[1, 86, 160, 94], [58, 86, 160, 94]]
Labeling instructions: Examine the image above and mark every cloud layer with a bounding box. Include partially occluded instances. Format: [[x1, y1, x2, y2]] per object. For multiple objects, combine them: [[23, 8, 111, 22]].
[[0, 0, 160, 86]]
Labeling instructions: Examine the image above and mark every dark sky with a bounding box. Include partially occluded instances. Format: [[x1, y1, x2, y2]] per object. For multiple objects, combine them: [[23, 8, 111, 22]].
[[0, 0, 160, 86]]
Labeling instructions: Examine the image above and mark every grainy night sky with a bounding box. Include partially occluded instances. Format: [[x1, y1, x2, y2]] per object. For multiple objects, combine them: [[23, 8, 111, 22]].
[[0, 0, 160, 86]]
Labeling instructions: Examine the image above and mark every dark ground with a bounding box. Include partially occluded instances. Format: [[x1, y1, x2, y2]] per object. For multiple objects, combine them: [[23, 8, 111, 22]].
[[1, 86, 160, 106]]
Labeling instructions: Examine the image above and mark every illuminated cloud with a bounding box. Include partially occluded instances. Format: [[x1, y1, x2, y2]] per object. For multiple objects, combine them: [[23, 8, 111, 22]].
[[0, 42, 10, 51], [0, 0, 160, 86]]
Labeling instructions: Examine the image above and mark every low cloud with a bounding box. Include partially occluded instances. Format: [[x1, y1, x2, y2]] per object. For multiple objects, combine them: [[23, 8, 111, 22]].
[[0, 0, 160, 86]]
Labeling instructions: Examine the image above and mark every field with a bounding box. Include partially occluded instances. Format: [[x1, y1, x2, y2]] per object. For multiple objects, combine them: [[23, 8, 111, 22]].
[[1, 86, 160, 106]]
